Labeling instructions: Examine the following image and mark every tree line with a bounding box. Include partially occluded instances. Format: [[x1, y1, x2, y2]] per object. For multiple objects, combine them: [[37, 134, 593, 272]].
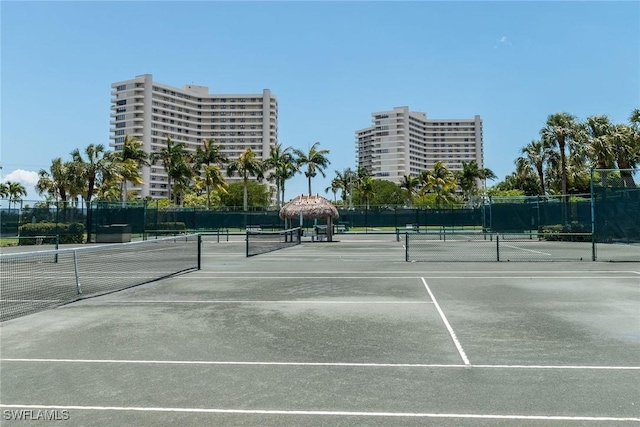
[[4, 108, 638, 216], [492, 109, 639, 198]]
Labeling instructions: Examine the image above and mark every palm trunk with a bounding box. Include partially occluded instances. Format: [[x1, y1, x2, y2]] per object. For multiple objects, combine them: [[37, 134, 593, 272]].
[[121, 180, 128, 208], [536, 166, 545, 196], [559, 139, 568, 202], [243, 176, 248, 212], [308, 176, 312, 196], [206, 183, 211, 210], [280, 181, 284, 205], [618, 162, 636, 188]]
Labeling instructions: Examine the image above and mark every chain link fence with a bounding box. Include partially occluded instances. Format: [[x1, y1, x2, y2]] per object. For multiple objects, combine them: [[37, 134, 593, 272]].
[[3, 169, 637, 261]]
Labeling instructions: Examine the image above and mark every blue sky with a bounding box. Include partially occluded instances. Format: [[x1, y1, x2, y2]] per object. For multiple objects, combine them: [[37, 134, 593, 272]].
[[2, 1, 639, 202]]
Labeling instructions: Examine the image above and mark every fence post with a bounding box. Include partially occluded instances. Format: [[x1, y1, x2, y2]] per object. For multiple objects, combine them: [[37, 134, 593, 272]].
[[496, 233, 500, 262], [197, 234, 202, 270], [590, 168, 597, 261]]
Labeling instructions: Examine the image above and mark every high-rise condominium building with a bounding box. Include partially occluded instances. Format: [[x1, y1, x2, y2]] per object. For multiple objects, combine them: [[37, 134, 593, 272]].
[[110, 74, 278, 199], [356, 106, 483, 183]]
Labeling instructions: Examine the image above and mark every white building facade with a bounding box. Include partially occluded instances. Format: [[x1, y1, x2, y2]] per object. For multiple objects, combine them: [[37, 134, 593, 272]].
[[356, 106, 483, 183], [110, 74, 277, 199]]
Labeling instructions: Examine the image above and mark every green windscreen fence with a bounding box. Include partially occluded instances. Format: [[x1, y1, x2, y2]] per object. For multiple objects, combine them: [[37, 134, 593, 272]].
[[592, 168, 640, 244]]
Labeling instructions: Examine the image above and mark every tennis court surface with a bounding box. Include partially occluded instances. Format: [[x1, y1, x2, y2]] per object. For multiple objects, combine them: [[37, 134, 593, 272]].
[[1, 234, 639, 426]]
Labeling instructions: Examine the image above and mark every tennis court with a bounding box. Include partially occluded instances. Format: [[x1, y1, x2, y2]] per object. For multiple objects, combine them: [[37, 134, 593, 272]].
[[1, 234, 639, 425]]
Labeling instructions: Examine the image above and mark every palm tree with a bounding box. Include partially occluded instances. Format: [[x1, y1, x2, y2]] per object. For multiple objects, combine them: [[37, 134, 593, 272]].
[[399, 174, 420, 206], [265, 143, 293, 208], [226, 147, 264, 211], [333, 168, 357, 209], [71, 144, 115, 242], [324, 177, 340, 203], [71, 144, 113, 204], [293, 142, 331, 195], [116, 134, 149, 204], [520, 140, 549, 196], [357, 175, 375, 209], [608, 124, 638, 187], [541, 112, 579, 201], [202, 164, 228, 203], [193, 138, 228, 209], [5, 181, 27, 212], [150, 136, 192, 205], [0, 182, 8, 199], [456, 161, 496, 200], [422, 161, 458, 206], [36, 158, 73, 206], [278, 154, 298, 206]]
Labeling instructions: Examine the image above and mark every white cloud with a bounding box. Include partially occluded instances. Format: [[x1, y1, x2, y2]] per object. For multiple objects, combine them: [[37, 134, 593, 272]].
[[497, 36, 512, 46], [2, 169, 39, 186]]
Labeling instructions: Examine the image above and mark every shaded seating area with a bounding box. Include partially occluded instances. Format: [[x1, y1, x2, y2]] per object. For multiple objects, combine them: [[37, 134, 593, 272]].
[[279, 195, 339, 242]]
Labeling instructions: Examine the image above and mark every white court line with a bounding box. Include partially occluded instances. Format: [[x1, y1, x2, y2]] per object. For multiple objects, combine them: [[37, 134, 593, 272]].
[[0, 404, 637, 422], [2, 359, 638, 370], [420, 277, 470, 366], [182, 276, 425, 279], [98, 301, 433, 305], [499, 244, 552, 256], [180, 275, 640, 280], [183, 270, 637, 274], [0, 300, 62, 303]]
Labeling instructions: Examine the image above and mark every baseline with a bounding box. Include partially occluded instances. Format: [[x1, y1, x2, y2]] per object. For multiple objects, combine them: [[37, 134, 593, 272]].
[[2, 358, 638, 370], [0, 404, 637, 422]]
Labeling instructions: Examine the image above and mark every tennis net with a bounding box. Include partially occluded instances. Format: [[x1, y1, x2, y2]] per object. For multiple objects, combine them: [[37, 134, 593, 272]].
[[0, 234, 201, 322], [405, 231, 593, 262], [246, 227, 301, 257]]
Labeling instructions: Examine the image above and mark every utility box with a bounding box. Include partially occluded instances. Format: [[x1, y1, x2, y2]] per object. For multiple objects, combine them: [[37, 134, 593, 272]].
[[96, 224, 132, 243]]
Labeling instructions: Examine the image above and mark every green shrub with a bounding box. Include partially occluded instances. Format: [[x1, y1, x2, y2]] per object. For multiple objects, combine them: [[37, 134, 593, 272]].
[[541, 222, 591, 242], [157, 222, 186, 231], [18, 222, 85, 244]]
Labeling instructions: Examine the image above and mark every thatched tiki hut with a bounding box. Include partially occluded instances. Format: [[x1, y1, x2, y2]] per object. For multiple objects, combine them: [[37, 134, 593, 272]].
[[279, 195, 339, 242]]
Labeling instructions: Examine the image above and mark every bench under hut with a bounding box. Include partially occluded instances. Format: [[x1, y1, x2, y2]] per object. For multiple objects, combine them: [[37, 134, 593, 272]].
[[279, 195, 340, 242]]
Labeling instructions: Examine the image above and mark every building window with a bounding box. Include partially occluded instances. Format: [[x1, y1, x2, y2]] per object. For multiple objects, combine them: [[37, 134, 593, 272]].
[[116, 85, 126, 91]]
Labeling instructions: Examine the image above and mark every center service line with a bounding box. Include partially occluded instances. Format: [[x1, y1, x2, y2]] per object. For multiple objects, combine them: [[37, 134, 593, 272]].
[[421, 277, 470, 366]]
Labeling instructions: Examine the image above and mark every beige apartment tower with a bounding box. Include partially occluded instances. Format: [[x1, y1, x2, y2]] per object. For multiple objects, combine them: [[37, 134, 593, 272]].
[[110, 74, 278, 199], [356, 106, 483, 184]]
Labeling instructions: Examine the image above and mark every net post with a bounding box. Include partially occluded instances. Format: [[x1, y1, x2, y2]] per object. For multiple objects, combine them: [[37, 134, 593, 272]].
[[245, 231, 249, 258], [496, 233, 500, 262], [55, 234, 59, 264], [73, 250, 82, 295], [405, 232, 409, 262], [197, 234, 202, 270]]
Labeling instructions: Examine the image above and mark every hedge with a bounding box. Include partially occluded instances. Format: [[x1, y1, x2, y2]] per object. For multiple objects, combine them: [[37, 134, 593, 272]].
[[540, 222, 591, 242], [156, 222, 186, 231], [18, 222, 85, 245]]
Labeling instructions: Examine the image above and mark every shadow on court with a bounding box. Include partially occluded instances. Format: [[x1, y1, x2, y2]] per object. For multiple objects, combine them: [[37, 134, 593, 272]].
[[1, 235, 639, 426]]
